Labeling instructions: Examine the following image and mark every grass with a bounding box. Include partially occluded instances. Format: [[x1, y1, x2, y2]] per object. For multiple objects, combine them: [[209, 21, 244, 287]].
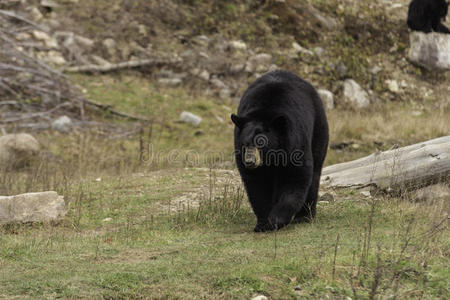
[[1, 71, 449, 298], [1, 167, 448, 298]]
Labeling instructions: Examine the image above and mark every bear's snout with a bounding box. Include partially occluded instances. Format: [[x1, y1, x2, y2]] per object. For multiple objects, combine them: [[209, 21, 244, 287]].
[[244, 147, 262, 169]]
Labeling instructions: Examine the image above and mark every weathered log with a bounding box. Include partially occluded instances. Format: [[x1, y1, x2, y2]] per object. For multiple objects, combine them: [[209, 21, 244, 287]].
[[321, 136, 450, 191], [64, 57, 182, 73]]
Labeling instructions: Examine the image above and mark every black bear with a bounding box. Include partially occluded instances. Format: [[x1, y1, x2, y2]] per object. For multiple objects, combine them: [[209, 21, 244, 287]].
[[231, 70, 329, 232], [407, 0, 450, 34]]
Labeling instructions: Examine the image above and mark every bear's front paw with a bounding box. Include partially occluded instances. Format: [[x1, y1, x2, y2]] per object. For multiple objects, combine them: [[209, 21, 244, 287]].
[[253, 221, 276, 232]]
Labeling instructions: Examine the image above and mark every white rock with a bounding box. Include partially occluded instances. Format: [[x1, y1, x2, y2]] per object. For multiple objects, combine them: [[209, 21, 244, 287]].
[[292, 42, 313, 55], [198, 70, 210, 81], [29, 7, 43, 21], [0, 133, 40, 169], [343, 79, 370, 108], [74, 35, 94, 49], [43, 50, 66, 65], [179, 112, 202, 126], [408, 32, 450, 70], [317, 89, 334, 109], [52, 115, 72, 133], [251, 296, 268, 300], [102, 217, 112, 222], [0, 191, 66, 225], [32, 30, 58, 47], [210, 78, 227, 89], [219, 88, 231, 100], [192, 35, 210, 47], [386, 79, 400, 93], [228, 40, 247, 51]]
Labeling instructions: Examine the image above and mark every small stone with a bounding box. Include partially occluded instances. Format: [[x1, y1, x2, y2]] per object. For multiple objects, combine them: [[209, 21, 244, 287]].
[[246, 53, 272, 73], [210, 78, 227, 89], [102, 217, 112, 222], [317, 89, 334, 110], [360, 191, 371, 197], [95, 177, 102, 182], [228, 40, 247, 51], [16, 33, 31, 41], [314, 47, 325, 57], [29, 7, 43, 21], [198, 70, 210, 81], [294, 285, 302, 291], [74, 35, 94, 49], [192, 35, 210, 47], [292, 42, 313, 55], [52, 115, 72, 133], [369, 66, 382, 75], [179, 112, 202, 126], [251, 296, 268, 300], [386, 80, 399, 93]]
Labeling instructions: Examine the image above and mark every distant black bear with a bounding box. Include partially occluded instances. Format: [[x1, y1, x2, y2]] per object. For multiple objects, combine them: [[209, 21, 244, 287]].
[[407, 0, 450, 33], [231, 70, 329, 232]]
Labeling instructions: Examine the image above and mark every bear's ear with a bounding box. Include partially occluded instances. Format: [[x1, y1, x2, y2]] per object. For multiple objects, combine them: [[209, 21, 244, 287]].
[[271, 115, 289, 132], [231, 114, 248, 129]]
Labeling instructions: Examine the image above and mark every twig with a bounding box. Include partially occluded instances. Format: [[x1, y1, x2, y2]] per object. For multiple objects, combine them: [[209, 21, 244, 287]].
[[81, 98, 153, 122], [1, 102, 71, 123], [0, 10, 49, 33]]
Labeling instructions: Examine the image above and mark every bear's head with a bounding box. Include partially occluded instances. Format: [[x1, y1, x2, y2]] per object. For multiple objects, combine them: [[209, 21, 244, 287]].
[[231, 113, 289, 169]]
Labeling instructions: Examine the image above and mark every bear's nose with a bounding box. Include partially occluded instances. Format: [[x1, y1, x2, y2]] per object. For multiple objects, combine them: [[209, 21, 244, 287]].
[[243, 147, 261, 169]]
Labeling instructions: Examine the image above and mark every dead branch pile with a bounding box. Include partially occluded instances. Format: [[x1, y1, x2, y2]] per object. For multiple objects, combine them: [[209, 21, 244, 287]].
[[0, 6, 84, 127]]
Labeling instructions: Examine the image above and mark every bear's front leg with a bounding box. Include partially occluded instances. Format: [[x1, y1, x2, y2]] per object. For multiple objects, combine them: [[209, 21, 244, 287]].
[[265, 168, 313, 231]]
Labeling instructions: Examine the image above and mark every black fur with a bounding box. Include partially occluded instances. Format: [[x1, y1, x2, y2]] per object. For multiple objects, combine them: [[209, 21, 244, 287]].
[[407, 0, 450, 33], [231, 70, 329, 232]]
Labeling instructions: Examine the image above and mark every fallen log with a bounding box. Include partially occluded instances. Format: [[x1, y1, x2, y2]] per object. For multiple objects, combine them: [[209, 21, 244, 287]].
[[64, 57, 182, 73], [321, 136, 450, 191]]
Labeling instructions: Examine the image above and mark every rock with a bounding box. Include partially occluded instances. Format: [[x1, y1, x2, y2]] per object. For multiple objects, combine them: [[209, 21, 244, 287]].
[[219, 88, 231, 100], [360, 191, 371, 198], [138, 24, 147, 36], [335, 62, 347, 78], [74, 35, 94, 49], [369, 66, 382, 75], [317, 89, 334, 109], [28, 7, 43, 21], [210, 78, 227, 89], [343, 79, 370, 108], [386, 79, 399, 93], [292, 42, 313, 55], [319, 192, 334, 202], [41, 0, 59, 8], [52, 115, 72, 133], [408, 32, 450, 70], [158, 78, 182, 86], [102, 38, 117, 57], [179, 112, 202, 126], [41, 50, 66, 65], [198, 70, 210, 81], [16, 32, 31, 41], [294, 285, 302, 291], [32, 30, 58, 48], [0, 133, 40, 169], [246, 53, 272, 73], [0, 191, 66, 225], [192, 35, 210, 47], [228, 40, 247, 51], [251, 296, 268, 300]]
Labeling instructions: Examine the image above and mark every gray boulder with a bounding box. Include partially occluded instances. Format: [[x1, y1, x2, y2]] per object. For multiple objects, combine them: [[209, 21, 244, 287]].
[[317, 89, 334, 110], [343, 79, 370, 108], [0, 191, 66, 225], [408, 32, 450, 70], [0, 133, 40, 169]]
